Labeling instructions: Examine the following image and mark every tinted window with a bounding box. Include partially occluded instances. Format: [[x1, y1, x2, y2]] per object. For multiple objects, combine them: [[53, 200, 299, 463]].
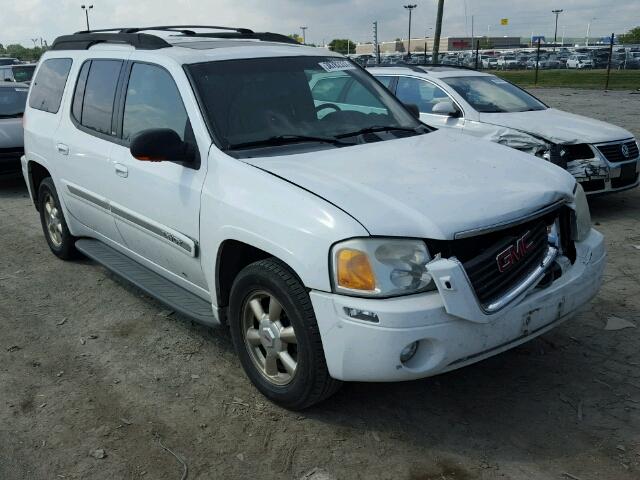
[[311, 76, 349, 102], [29, 58, 73, 113], [375, 76, 394, 89], [344, 81, 385, 107], [122, 63, 188, 142], [71, 61, 91, 122], [0, 86, 28, 117], [80, 60, 123, 135], [396, 77, 451, 114], [12, 65, 36, 83]]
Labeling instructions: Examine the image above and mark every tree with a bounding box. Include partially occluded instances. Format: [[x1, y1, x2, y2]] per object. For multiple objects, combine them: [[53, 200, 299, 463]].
[[619, 27, 640, 44], [0, 43, 46, 61], [288, 33, 303, 44], [328, 39, 356, 55]]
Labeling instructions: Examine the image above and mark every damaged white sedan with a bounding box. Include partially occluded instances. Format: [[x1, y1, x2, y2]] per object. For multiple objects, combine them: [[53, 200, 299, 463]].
[[369, 65, 640, 195]]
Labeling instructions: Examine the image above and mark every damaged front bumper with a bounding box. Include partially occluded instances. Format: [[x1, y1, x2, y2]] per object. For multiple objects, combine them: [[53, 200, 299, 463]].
[[310, 229, 605, 382]]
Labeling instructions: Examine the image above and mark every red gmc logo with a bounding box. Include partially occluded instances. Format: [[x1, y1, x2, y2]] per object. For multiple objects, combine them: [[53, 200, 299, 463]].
[[496, 231, 535, 273]]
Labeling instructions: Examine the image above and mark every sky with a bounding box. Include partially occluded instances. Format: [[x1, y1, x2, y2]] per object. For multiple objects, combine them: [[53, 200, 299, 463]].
[[1, 0, 637, 48]]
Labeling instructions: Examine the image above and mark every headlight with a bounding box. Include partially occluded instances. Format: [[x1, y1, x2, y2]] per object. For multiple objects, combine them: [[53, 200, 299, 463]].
[[572, 183, 592, 242], [331, 238, 435, 297]]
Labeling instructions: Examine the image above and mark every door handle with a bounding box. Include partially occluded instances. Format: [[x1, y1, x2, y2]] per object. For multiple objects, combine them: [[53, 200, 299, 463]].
[[56, 143, 69, 155], [114, 163, 128, 178]]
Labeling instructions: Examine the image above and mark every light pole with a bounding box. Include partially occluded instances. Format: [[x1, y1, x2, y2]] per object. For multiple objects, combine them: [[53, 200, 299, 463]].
[[552, 9, 563, 50], [81, 4, 93, 31], [300, 26, 307, 45], [585, 18, 595, 46], [403, 4, 417, 58]]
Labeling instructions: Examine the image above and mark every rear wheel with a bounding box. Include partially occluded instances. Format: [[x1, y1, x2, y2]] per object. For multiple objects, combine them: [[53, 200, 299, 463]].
[[229, 258, 341, 410], [38, 177, 79, 260]]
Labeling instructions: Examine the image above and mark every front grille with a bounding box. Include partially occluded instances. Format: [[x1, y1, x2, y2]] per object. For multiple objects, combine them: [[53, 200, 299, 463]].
[[426, 208, 563, 306], [597, 141, 639, 163]]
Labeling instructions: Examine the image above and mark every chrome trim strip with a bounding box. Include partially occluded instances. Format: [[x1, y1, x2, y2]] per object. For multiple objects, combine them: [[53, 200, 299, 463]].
[[481, 246, 558, 314], [67, 184, 110, 210], [454, 201, 565, 240]]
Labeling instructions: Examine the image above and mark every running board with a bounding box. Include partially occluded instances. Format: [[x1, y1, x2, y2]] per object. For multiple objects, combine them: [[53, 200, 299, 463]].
[[75, 238, 217, 327]]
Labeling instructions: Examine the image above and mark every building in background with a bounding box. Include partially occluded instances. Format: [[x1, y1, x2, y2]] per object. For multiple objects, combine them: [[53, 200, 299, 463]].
[[356, 36, 521, 55]]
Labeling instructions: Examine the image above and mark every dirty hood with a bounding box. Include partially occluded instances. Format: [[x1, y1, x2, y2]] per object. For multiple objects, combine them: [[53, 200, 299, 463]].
[[243, 130, 576, 239], [480, 108, 634, 145]]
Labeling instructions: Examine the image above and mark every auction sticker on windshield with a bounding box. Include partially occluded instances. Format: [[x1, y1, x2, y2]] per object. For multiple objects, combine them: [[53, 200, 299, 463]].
[[319, 60, 356, 72]]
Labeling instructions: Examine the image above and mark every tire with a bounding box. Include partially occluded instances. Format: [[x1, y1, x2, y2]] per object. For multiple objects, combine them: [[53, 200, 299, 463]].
[[38, 177, 79, 260], [228, 258, 341, 410]]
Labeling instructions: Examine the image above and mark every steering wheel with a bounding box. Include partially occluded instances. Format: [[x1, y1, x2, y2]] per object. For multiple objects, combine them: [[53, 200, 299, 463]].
[[315, 103, 342, 115]]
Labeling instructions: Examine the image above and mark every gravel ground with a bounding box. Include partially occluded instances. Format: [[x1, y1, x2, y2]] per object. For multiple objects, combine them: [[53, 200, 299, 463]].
[[1, 88, 639, 480]]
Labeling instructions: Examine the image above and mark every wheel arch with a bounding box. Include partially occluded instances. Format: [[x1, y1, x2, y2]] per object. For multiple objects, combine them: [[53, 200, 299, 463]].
[[27, 161, 51, 211]]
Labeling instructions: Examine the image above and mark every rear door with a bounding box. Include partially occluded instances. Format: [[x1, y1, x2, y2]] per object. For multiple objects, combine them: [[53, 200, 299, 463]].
[[108, 60, 209, 291], [56, 56, 127, 243]]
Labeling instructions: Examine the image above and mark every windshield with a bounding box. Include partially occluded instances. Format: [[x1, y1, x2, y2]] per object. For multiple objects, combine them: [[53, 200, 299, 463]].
[[186, 56, 424, 154], [442, 76, 546, 113], [0, 86, 28, 117]]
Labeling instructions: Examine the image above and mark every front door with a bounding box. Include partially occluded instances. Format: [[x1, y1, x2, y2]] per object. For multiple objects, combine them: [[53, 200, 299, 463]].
[[108, 61, 209, 292], [394, 76, 465, 131]]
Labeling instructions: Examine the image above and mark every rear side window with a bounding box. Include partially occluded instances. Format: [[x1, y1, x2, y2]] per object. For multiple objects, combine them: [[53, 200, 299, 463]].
[[122, 63, 188, 142], [76, 60, 123, 135], [29, 58, 73, 114], [0, 87, 29, 117]]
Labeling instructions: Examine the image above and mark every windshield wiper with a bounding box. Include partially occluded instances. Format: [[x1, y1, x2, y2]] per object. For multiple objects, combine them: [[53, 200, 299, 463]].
[[226, 134, 352, 150], [336, 125, 422, 139]]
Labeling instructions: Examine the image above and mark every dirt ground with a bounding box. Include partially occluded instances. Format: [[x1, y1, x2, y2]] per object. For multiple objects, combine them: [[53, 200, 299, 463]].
[[1, 88, 639, 480]]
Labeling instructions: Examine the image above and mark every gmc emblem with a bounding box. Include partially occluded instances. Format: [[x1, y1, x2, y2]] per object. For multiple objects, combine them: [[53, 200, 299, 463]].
[[496, 231, 535, 273]]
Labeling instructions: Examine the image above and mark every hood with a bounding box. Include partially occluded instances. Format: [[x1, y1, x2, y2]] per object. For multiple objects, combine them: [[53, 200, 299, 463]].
[[0, 117, 24, 148], [479, 108, 633, 145], [243, 130, 576, 240]]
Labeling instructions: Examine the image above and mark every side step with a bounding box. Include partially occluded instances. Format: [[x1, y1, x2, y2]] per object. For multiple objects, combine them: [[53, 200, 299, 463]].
[[75, 238, 217, 327]]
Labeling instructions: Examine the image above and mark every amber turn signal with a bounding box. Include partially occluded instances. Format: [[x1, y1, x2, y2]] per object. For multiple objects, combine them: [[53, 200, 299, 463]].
[[336, 248, 377, 291]]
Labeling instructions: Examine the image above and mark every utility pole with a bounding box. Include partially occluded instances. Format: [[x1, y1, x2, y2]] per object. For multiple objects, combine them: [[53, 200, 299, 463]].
[[81, 4, 93, 31], [373, 21, 381, 64], [403, 4, 417, 58], [585, 18, 595, 47], [471, 15, 474, 49], [552, 9, 563, 51], [432, 0, 445, 64], [300, 26, 307, 45]]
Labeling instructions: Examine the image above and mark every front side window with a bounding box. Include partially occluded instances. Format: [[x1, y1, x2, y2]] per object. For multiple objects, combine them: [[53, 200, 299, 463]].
[[395, 77, 451, 114], [443, 76, 547, 113], [29, 58, 73, 113], [0, 86, 28, 117], [79, 60, 123, 135], [187, 56, 424, 154], [122, 63, 189, 142]]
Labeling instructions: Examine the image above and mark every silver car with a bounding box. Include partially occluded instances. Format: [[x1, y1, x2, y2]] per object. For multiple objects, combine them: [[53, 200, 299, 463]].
[[0, 83, 28, 176]]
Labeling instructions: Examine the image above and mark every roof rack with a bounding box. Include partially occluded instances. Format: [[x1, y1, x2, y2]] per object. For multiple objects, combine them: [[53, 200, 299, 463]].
[[50, 25, 299, 51]]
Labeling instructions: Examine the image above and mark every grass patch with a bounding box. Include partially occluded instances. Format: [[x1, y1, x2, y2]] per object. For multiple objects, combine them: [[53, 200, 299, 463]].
[[490, 69, 640, 90]]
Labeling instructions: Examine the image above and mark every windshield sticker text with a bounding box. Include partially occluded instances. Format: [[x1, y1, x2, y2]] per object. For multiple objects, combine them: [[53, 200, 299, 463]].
[[319, 60, 356, 72]]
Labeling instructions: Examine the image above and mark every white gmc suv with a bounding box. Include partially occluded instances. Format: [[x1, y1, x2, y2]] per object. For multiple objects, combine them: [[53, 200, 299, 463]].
[[22, 26, 606, 409]]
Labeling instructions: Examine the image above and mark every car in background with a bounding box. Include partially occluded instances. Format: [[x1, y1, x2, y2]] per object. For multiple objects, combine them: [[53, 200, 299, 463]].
[[0, 83, 28, 176], [0, 63, 37, 83], [566, 55, 594, 69], [481, 56, 498, 69], [0, 58, 20, 66], [367, 65, 639, 195], [497, 55, 519, 70]]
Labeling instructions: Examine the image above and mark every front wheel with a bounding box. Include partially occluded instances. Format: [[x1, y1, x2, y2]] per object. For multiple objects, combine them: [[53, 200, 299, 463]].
[[229, 258, 341, 410], [38, 177, 79, 260]]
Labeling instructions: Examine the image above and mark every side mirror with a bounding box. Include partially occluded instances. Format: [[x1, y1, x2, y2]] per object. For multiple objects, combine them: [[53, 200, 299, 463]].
[[130, 128, 195, 163], [432, 101, 459, 117], [403, 103, 420, 120]]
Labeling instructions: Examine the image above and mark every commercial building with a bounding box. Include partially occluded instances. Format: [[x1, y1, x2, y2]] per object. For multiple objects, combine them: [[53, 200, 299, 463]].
[[355, 36, 521, 55]]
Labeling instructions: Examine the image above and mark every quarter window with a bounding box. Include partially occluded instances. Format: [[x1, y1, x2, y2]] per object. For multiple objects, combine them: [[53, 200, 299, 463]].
[[29, 58, 73, 114], [122, 63, 189, 142]]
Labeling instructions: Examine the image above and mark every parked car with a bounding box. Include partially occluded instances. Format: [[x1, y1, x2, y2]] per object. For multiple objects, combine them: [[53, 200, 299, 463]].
[[0, 63, 37, 83], [0, 57, 20, 66], [23, 27, 605, 409], [368, 65, 639, 195], [497, 55, 519, 70], [566, 54, 594, 69], [481, 56, 498, 69], [0, 82, 28, 176]]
